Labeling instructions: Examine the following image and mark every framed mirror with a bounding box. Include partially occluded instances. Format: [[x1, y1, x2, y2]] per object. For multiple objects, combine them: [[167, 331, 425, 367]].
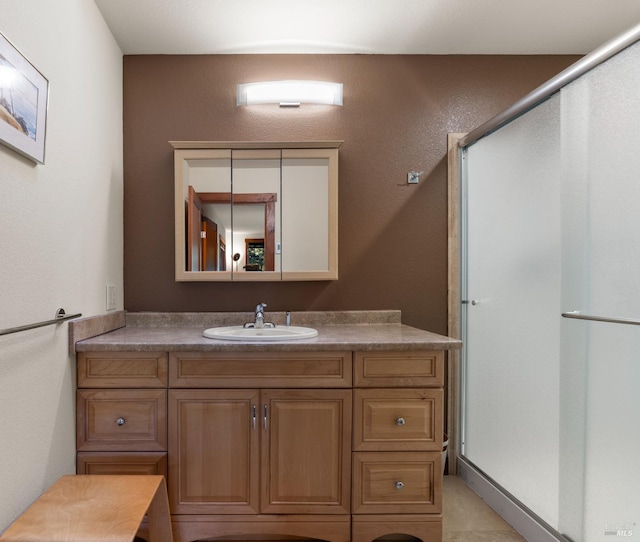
[[172, 141, 340, 282]]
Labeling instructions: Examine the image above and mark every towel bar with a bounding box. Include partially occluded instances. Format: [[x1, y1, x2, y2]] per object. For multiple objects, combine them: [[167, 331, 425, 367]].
[[0, 308, 82, 336]]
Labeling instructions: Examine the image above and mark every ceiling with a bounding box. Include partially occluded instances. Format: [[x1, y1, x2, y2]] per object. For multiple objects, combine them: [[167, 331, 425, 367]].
[[94, 0, 640, 55]]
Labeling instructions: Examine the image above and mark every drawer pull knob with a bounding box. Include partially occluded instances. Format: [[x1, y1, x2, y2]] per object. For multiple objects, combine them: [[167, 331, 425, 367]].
[[396, 417, 406, 426], [395, 481, 405, 490], [116, 417, 126, 426]]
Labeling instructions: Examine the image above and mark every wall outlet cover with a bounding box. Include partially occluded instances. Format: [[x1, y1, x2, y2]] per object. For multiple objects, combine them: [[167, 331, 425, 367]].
[[106, 284, 117, 311]]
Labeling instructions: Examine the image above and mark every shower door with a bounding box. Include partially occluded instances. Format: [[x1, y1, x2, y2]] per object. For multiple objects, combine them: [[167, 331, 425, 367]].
[[462, 40, 640, 541], [558, 42, 640, 540], [463, 94, 563, 530]]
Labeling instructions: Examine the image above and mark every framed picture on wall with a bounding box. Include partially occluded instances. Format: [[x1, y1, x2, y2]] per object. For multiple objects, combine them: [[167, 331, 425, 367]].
[[0, 31, 48, 164]]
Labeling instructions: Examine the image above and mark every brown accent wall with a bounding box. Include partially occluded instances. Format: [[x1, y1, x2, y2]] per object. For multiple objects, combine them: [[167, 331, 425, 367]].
[[123, 54, 577, 334]]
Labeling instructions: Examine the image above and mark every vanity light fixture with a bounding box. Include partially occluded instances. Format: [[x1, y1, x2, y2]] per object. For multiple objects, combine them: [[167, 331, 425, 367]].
[[237, 80, 343, 107]]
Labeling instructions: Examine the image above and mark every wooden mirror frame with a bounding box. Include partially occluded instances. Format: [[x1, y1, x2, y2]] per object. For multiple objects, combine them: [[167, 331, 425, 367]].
[[173, 141, 341, 282]]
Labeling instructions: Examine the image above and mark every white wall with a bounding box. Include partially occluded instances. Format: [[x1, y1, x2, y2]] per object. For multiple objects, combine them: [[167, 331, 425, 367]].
[[0, 0, 122, 529]]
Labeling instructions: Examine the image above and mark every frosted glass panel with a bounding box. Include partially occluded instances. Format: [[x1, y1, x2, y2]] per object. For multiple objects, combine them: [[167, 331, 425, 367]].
[[464, 95, 562, 527], [559, 41, 640, 541]]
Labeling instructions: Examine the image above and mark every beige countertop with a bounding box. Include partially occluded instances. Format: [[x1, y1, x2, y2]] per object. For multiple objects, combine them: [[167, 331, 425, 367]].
[[72, 310, 462, 353]]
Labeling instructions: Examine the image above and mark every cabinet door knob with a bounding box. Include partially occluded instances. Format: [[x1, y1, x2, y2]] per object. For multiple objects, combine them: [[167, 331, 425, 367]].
[[116, 417, 126, 426], [396, 417, 406, 426], [395, 481, 405, 490]]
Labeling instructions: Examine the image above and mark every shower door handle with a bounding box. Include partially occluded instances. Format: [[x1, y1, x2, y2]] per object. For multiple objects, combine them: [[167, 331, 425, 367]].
[[562, 311, 640, 326]]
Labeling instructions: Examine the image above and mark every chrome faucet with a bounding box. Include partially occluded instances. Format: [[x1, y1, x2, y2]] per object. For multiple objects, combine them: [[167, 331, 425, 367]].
[[254, 302, 267, 328], [244, 302, 275, 329]]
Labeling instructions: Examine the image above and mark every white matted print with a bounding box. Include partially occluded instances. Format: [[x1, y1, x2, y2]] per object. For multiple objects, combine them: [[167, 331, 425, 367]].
[[0, 31, 48, 164]]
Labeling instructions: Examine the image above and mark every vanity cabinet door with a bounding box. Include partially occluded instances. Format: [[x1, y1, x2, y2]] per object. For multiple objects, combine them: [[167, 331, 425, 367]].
[[168, 389, 260, 514], [169, 388, 351, 515], [260, 389, 352, 514]]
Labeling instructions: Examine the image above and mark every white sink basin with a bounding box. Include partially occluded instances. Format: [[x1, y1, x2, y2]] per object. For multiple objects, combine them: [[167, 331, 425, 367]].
[[203, 325, 318, 341]]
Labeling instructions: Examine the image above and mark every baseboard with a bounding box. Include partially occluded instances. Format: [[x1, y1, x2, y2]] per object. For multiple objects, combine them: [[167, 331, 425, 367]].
[[456, 456, 573, 542]]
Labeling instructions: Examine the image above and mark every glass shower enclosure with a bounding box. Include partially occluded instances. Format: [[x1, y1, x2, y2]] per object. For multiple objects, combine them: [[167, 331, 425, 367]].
[[457, 24, 640, 542]]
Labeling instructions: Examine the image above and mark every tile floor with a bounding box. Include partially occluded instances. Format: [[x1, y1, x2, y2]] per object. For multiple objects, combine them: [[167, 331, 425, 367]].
[[443, 476, 526, 541]]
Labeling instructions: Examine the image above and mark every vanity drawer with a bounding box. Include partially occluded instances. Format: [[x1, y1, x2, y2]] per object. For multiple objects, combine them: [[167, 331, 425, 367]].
[[77, 351, 168, 388], [352, 452, 441, 514], [77, 452, 167, 477], [354, 351, 444, 388], [353, 389, 443, 451], [76, 390, 167, 451], [169, 351, 352, 388]]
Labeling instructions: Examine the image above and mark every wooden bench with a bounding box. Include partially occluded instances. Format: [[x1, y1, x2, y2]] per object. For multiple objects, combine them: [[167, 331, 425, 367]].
[[0, 475, 172, 542]]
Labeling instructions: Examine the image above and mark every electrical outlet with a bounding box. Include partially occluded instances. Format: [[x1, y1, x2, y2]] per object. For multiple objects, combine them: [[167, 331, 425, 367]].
[[106, 285, 117, 311]]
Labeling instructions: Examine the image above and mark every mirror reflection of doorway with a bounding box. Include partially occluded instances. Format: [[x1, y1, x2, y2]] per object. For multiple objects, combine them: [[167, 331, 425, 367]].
[[201, 217, 218, 271], [244, 238, 265, 271], [218, 236, 226, 271], [186, 188, 276, 272]]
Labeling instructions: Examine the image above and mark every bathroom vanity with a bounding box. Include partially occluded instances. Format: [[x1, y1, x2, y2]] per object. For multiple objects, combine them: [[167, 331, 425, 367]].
[[73, 311, 460, 542]]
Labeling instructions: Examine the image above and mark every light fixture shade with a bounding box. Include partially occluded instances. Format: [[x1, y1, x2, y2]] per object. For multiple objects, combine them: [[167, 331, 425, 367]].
[[237, 80, 343, 106]]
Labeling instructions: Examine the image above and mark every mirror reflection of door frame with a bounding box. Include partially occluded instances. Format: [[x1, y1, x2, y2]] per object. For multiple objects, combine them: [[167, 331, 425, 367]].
[[218, 235, 226, 271], [201, 217, 218, 271], [187, 186, 202, 271], [195, 192, 276, 272]]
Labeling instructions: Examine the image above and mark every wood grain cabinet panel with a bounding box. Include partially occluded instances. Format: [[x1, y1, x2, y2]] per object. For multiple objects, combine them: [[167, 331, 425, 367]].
[[354, 351, 444, 388], [77, 351, 168, 388], [170, 351, 352, 388], [352, 452, 441, 514], [261, 389, 352, 514], [352, 514, 442, 542], [353, 388, 443, 451], [168, 389, 260, 515], [77, 452, 167, 476], [76, 389, 167, 451]]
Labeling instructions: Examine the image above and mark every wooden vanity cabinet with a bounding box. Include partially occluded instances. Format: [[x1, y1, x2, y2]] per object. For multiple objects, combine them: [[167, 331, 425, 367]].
[[76, 352, 168, 477], [76, 348, 445, 542], [167, 351, 352, 518], [351, 350, 445, 542], [168, 388, 351, 515]]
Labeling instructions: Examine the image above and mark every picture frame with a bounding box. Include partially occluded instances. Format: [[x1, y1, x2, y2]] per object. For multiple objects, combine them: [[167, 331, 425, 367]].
[[0, 31, 48, 164]]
